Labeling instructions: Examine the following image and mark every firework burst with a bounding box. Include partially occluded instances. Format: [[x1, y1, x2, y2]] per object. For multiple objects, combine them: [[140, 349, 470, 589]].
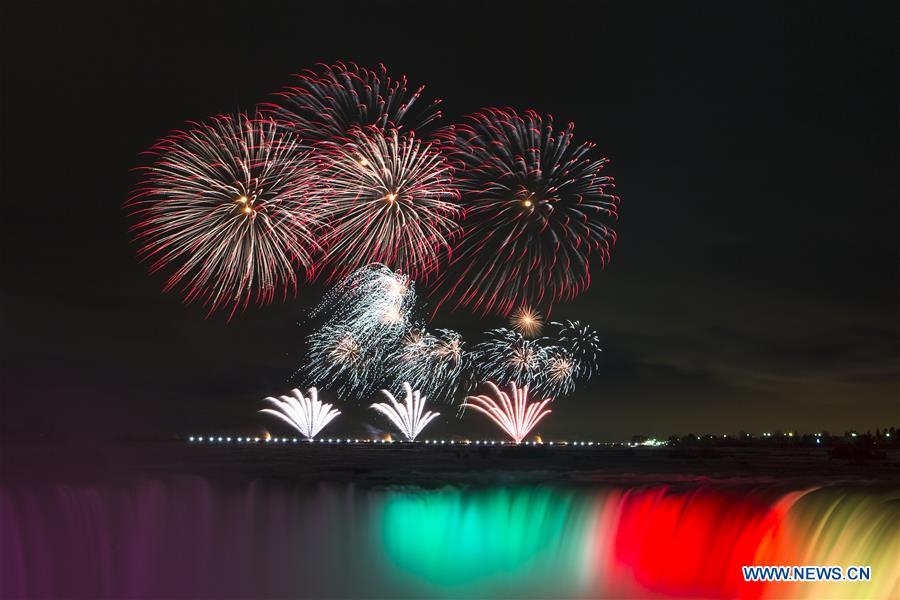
[[263, 62, 442, 143], [300, 267, 604, 404], [128, 112, 322, 318], [510, 305, 544, 337], [468, 322, 602, 400], [370, 382, 440, 441], [390, 327, 466, 402], [316, 127, 460, 281], [434, 108, 619, 316], [534, 348, 577, 398], [303, 265, 415, 398], [464, 382, 552, 443], [470, 328, 550, 389], [311, 264, 416, 342], [551, 320, 603, 379], [304, 324, 384, 398], [260, 387, 341, 440]]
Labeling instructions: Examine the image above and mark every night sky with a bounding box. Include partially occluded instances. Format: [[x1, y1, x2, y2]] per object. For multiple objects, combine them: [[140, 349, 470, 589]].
[[1, 1, 897, 442]]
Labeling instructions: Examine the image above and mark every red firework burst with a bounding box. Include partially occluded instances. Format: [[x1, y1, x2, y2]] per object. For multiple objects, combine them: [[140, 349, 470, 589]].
[[315, 126, 461, 282], [262, 62, 442, 144], [127, 112, 322, 319], [433, 108, 619, 316]]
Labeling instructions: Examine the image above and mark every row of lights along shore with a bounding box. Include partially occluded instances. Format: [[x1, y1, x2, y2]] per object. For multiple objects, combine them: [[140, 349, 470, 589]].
[[187, 436, 613, 447]]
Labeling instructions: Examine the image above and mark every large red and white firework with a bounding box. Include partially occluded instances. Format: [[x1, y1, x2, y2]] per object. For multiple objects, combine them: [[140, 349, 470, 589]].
[[434, 108, 619, 316], [315, 127, 461, 282], [263, 62, 442, 143], [128, 112, 322, 318]]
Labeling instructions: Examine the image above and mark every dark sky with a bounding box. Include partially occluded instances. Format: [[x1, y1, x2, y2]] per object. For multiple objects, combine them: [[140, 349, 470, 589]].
[[1, 1, 897, 442]]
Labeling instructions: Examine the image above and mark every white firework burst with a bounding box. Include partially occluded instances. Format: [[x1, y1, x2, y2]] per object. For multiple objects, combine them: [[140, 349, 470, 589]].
[[259, 387, 341, 440], [534, 348, 577, 399], [389, 327, 466, 403], [470, 328, 550, 389], [302, 265, 416, 398], [305, 324, 385, 399], [551, 320, 603, 379], [370, 382, 440, 441]]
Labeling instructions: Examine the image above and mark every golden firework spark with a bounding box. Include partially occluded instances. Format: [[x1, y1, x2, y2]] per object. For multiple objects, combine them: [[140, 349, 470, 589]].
[[548, 354, 574, 382], [510, 305, 544, 337], [329, 335, 360, 364], [433, 336, 462, 364]]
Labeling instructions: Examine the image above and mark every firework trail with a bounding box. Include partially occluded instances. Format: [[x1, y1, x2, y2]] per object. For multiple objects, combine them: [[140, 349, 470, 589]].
[[464, 382, 552, 443], [389, 327, 466, 403], [434, 108, 619, 316], [259, 387, 341, 440], [263, 62, 442, 143], [316, 127, 461, 281], [470, 328, 551, 390], [370, 382, 440, 441], [128, 112, 322, 318]]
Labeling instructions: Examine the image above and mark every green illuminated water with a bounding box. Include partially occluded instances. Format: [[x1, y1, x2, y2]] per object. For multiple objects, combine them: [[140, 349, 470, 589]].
[[379, 487, 596, 596]]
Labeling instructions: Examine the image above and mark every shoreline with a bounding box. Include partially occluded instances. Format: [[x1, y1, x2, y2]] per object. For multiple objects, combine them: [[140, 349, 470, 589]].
[[3, 443, 898, 489]]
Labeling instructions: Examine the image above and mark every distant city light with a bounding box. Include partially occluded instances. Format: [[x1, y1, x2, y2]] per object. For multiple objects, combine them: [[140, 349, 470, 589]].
[[181, 431, 875, 450]]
